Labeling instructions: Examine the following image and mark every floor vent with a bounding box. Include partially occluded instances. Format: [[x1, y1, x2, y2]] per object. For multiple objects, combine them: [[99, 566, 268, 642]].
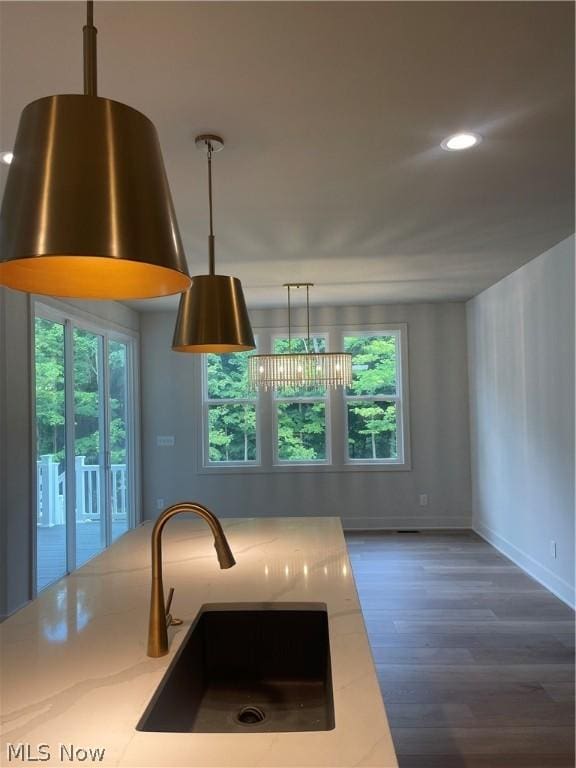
[[395, 530, 422, 534]]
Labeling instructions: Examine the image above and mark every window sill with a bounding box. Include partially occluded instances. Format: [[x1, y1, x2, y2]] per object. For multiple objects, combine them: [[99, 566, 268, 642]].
[[198, 461, 411, 475]]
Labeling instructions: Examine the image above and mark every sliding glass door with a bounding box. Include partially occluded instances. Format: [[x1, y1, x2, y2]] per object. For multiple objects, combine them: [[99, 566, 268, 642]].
[[73, 328, 106, 568], [35, 317, 68, 590], [34, 306, 138, 592], [109, 339, 131, 542]]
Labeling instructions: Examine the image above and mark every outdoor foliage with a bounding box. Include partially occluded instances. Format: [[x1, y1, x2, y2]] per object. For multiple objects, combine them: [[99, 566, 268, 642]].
[[35, 319, 66, 461], [34, 319, 128, 467], [274, 336, 327, 461], [206, 333, 398, 462], [345, 334, 398, 459], [206, 351, 257, 462], [276, 401, 326, 460]]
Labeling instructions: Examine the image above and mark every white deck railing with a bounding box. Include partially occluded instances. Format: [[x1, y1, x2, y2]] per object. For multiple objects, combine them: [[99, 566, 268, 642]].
[[37, 455, 128, 526]]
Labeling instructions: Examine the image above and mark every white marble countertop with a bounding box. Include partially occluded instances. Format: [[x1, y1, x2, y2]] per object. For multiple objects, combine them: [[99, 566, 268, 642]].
[[0, 516, 397, 767]]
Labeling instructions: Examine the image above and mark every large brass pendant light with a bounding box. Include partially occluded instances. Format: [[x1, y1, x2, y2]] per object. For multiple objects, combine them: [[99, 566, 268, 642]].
[[172, 135, 255, 353], [0, 1, 190, 299]]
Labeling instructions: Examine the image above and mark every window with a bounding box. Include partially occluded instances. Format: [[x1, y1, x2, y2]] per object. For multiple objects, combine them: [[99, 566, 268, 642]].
[[204, 350, 258, 464], [273, 336, 328, 463], [344, 332, 404, 463], [201, 324, 409, 471], [34, 304, 138, 592]]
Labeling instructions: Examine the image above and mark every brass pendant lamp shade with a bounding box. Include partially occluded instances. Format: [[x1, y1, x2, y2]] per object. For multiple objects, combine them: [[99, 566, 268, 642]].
[[172, 135, 255, 353], [172, 275, 255, 353], [0, 2, 190, 299]]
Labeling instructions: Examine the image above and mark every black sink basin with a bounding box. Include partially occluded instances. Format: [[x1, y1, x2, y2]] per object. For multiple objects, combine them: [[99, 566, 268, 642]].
[[137, 603, 334, 733]]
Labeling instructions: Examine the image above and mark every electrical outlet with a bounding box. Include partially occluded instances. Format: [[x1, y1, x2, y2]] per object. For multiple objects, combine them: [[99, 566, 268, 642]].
[[550, 541, 557, 559], [157, 435, 175, 447], [156, 498, 165, 510], [419, 494, 428, 507]]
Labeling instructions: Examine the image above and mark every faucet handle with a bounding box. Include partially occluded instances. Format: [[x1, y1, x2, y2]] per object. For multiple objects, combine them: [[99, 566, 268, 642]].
[[165, 587, 183, 627]]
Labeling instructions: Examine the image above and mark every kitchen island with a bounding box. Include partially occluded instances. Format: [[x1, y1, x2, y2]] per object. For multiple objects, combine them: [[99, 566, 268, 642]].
[[0, 516, 397, 767]]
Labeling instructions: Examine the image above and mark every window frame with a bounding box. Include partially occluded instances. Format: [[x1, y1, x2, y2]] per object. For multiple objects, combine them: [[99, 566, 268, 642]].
[[202, 342, 261, 467], [342, 327, 409, 467], [198, 322, 410, 474]]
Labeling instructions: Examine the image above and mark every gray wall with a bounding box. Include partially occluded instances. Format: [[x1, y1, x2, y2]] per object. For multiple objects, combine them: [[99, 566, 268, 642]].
[[467, 236, 575, 606], [141, 302, 471, 529], [0, 289, 140, 617], [0, 289, 32, 618]]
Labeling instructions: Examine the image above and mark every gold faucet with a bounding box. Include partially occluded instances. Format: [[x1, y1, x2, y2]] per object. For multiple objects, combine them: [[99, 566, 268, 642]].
[[147, 502, 236, 657]]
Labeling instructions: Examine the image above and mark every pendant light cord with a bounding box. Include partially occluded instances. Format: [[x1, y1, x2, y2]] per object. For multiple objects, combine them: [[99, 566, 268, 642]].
[[207, 142, 215, 275], [83, 0, 98, 96]]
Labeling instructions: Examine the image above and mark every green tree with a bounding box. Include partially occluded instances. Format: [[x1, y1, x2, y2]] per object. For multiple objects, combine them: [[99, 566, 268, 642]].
[[34, 321, 128, 467], [108, 340, 128, 464], [207, 351, 257, 462], [277, 402, 326, 460], [345, 335, 397, 459], [274, 336, 327, 461], [35, 319, 66, 462]]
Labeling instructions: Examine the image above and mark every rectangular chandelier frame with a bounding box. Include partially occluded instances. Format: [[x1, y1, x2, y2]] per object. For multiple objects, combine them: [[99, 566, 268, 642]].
[[248, 351, 352, 391]]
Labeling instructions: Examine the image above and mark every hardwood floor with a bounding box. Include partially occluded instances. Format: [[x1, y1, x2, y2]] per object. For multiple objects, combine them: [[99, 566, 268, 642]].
[[37, 521, 128, 589], [345, 531, 575, 768]]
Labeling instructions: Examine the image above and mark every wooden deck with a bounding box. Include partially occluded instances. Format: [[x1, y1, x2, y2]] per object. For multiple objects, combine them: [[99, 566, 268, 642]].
[[345, 531, 575, 768], [37, 521, 129, 591]]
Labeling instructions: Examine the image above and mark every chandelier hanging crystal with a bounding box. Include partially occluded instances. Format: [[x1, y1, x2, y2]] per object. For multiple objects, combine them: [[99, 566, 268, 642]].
[[248, 283, 352, 391]]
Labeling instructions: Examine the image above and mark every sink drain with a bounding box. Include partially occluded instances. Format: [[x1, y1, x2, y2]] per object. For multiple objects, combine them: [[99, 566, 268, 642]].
[[235, 705, 266, 726]]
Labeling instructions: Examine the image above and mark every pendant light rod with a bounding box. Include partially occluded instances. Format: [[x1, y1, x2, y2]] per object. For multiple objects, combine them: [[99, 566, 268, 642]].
[[283, 283, 314, 352], [287, 284, 292, 351], [195, 134, 224, 275], [207, 142, 215, 275], [306, 283, 311, 351], [83, 0, 98, 96]]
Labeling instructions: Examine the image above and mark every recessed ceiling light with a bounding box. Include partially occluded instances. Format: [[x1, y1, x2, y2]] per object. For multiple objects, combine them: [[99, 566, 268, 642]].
[[441, 133, 481, 151], [0, 151, 14, 165]]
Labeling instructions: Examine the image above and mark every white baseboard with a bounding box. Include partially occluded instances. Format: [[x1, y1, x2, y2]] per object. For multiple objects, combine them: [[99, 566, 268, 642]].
[[342, 517, 471, 531], [473, 520, 575, 609]]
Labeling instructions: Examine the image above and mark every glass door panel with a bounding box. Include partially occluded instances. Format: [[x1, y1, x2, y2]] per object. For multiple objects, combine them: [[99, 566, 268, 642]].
[[73, 329, 106, 567], [109, 339, 130, 540], [35, 318, 67, 591], [35, 307, 136, 592]]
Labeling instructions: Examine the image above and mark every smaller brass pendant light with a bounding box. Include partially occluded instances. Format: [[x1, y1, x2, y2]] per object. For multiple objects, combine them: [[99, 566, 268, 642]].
[[0, 1, 190, 299], [172, 135, 255, 353]]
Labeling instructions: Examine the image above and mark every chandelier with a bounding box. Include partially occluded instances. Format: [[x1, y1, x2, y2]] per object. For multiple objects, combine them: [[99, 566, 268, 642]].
[[248, 284, 352, 391]]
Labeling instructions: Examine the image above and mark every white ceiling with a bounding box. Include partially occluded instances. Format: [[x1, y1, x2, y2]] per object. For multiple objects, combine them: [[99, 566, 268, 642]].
[[0, 1, 574, 310]]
